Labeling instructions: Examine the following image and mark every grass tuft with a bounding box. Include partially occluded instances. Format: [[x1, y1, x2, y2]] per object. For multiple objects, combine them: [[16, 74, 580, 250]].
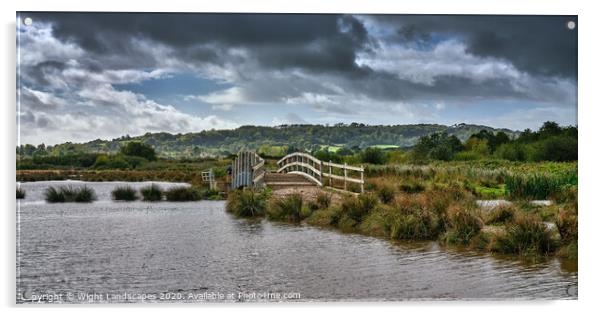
[[140, 184, 163, 201], [16, 187, 26, 199], [493, 214, 556, 256], [226, 189, 268, 217], [165, 186, 202, 201], [44, 186, 97, 203], [111, 186, 138, 201], [268, 193, 304, 222]]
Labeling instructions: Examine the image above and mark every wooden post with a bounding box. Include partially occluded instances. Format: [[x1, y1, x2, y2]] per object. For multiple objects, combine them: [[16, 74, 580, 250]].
[[329, 161, 332, 187], [319, 161, 323, 185], [344, 162, 348, 192], [360, 165, 364, 193]]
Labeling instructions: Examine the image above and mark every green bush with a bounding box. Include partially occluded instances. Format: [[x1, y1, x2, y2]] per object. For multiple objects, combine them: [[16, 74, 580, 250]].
[[493, 215, 556, 255], [376, 184, 396, 204], [140, 184, 164, 201], [111, 186, 138, 201], [226, 189, 268, 217], [120, 142, 157, 161], [44, 186, 97, 203], [267, 193, 304, 222], [16, 187, 25, 199], [165, 186, 202, 201], [361, 147, 387, 164]]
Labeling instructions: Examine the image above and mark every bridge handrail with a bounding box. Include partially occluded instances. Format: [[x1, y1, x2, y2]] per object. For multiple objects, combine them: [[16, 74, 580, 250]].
[[276, 151, 364, 193], [277, 152, 322, 166]]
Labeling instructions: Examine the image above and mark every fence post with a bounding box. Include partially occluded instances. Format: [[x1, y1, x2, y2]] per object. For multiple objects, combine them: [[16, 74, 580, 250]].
[[344, 162, 348, 192], [319, 161, 323, 185], [329, 161, 332, 187], [360, 165, 364, 193]]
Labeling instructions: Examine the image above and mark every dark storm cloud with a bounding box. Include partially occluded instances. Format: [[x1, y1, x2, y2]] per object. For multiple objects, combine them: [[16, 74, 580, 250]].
[[24, 12, 372, 75], [375, 15, 577, 78]]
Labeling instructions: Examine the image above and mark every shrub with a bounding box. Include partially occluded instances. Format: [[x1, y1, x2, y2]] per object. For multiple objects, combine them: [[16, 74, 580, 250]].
[[44, 186, 97, 203], [140, 184, 163, 201], [267, 193, 304, 222], [316, 192, 332, 209], [165, 186, 202, 201], [377, 184, 396, 204], [16, 188, 25, 199], [226, 189, 268, 217], [111, 186, 138, 201], [493, 215, 556, 255], [361, 147, 387, 164], [120, 142, 157, 161], [443, 206, 483, 244], [484, 205, 516, 225]]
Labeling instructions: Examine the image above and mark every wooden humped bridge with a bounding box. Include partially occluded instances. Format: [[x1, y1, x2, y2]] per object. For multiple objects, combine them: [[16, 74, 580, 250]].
[[231, 151, 364, 194]]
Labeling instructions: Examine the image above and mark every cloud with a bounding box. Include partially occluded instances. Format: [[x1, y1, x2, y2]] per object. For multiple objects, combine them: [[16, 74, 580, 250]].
[[16, 13, 578, 145]]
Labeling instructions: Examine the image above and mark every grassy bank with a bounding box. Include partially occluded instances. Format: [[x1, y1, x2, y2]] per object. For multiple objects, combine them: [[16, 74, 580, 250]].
[[226, 184, 577, 259]]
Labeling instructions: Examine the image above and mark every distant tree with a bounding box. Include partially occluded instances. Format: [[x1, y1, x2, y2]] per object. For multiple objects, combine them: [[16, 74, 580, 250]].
[[413, 132, 463, 161], [361, 147, 387, 164], [120, 142, 157, 161]]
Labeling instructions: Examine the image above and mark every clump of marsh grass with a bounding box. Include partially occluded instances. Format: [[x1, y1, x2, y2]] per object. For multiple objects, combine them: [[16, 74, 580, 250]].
[[226, 189, 268, 217], [111, 186, 138, 201], [316, 191, 331, 209], [16, 187, 26, 199], [387, 195, 443, 240], [484, 205, 516, 225], [556, 208, 577, 242], [44, 186, 97, 203], [493, 214, 556, 256], [399, 181, 425, 193], [267, 193, 304, 222], [165, 186, 202, 201], [340, 193, 378, 222], [140, 184, 163, 201], [376, 184, 396, 204], [442, 205, 483, 245]]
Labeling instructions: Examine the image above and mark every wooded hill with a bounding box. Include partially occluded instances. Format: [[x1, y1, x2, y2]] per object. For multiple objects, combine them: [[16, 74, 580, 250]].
[[19, 123, 519, 158]]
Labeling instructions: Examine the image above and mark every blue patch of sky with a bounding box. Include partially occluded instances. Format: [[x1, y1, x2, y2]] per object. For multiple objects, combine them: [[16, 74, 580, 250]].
[[113, 72, 233, 116]]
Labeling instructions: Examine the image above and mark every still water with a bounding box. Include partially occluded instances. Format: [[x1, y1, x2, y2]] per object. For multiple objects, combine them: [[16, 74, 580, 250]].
[[17, 181, 577, 302]]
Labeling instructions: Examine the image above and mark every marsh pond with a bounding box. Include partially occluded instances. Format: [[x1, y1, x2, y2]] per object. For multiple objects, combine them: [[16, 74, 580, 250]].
[[16, 181, 577, 302]]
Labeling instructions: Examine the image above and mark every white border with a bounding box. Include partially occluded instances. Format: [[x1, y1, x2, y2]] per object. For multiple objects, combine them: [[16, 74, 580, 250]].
[[2, 1, 600, 315]]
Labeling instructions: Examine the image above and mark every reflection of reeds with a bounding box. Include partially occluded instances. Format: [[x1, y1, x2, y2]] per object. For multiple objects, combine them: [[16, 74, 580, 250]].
[[44, 186, 97, 203]]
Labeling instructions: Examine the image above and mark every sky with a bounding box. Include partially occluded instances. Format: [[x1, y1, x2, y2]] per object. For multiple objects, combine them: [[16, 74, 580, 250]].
[[17, 13, 577, 145]]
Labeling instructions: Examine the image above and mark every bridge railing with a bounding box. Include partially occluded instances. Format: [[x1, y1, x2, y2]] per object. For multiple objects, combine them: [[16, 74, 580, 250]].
[[277, 152, 364, 193], [232, 151, 265, 189]]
